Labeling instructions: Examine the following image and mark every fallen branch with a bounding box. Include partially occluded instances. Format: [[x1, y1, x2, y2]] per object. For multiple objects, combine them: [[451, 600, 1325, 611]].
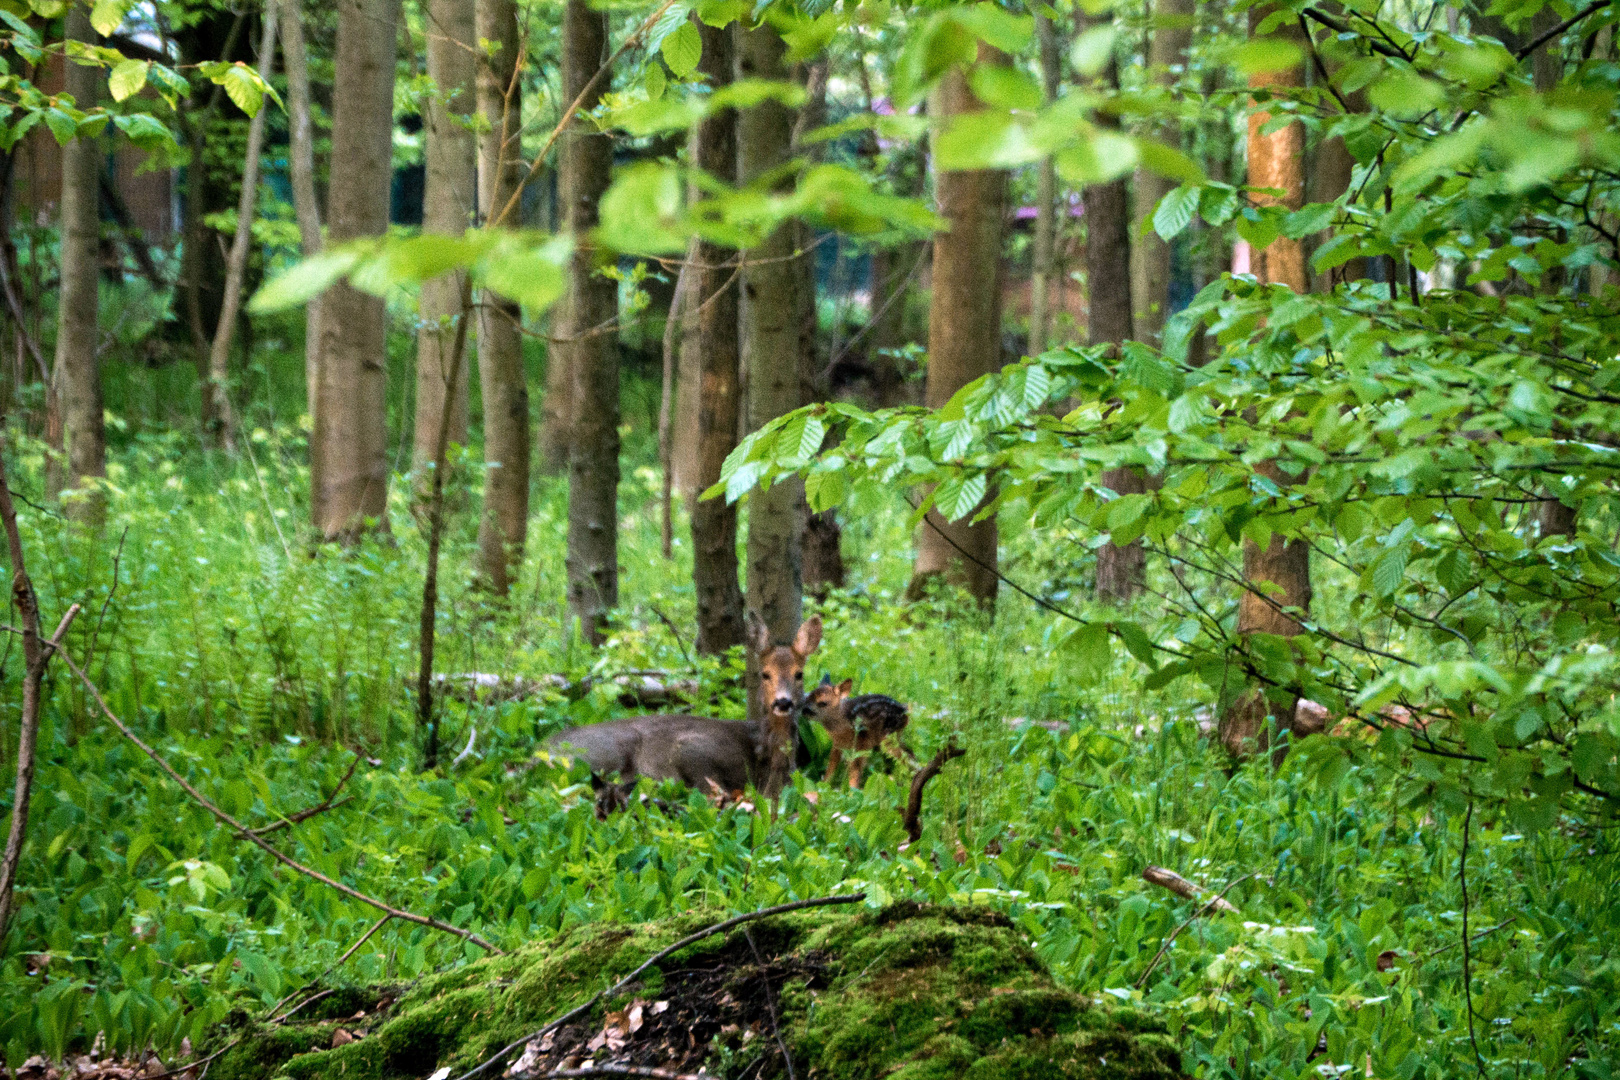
[[450, 893, 867, 1080], [250, 751, 362, 836], [537, 1070, 701, 1080], [451, 725, 478, 769], [422, 671, 700, 709], [47, 643, 501, 953], [1135, 871, 1260, 988], [902, 745, 964, 845], [1141, 866, 1241, 914]]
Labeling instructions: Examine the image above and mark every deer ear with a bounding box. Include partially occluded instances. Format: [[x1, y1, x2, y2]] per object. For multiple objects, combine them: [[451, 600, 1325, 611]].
[[837, 678, 853, 695], [746, 610, 769, 655], [819, 672, 832, 687], [794, 615, 823, 657]]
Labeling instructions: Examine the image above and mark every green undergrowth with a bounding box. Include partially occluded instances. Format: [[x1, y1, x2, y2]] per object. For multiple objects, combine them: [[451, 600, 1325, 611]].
[[209, 904, 1182, 1080]]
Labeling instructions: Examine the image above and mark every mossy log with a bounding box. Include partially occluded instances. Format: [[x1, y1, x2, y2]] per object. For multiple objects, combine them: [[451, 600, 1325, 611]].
[[208, 903, 1183, 1080]]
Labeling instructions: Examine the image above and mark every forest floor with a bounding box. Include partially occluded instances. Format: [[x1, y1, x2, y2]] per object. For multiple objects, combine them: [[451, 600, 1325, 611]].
[[2, 375, 1617, 1078]]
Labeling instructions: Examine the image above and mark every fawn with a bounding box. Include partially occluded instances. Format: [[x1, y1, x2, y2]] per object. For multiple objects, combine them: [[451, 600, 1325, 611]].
[[545, 614, 823, 815], [800, 675, 911, 788]]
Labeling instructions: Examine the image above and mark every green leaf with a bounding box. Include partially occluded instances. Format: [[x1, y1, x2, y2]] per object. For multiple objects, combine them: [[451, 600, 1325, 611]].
[[935, 110, 1040, 170], [107, 59, 147, 102], [481, 245, 567, 311], [709, 78, 808, 111], [1136, 139, 1206, 185], [1231, 38, 1304, 76], [661, 21, 702, 79], [249, 248, 365, 313], [1114, 621, 1158, 667], [1152, 185, 1199, 241], [1069, 24, 1116, 76], [968, 65, 1042, 111], [89, 0, 127, 37], [1062, 622, 1112, 680], [42, 108, 78, 145], [610, 95, 703, 136], [597, 162, 688, 254], [1054, 128, 1138, 184], [112, 112, 174, 151], [949, 3, 1034, 54], [935, 473, 987, 522]]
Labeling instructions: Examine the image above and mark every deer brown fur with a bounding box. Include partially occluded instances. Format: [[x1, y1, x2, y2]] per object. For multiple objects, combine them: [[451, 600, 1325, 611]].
[[545, 615, 822, 813], [801, 676, 911, 788]]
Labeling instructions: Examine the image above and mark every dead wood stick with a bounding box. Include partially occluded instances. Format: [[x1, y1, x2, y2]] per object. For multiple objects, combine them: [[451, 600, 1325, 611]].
[[1141, 865, 1241, 914], [250, 750, 362, 836], [540, 1070, 702, 1080], [450, 893, 866, 1080], [1135, 871, 1259, 988], [902, 745, 964, 845], [45, 642, 502, 953], [265, 912, 394, 1024]]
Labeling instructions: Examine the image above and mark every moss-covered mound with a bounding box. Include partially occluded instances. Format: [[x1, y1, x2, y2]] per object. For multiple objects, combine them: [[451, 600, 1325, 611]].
[[210, 902, 1182, 1080]]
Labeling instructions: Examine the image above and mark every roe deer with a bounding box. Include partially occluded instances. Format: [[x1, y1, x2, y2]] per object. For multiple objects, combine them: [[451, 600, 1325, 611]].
[[800, 675, 911, 788], [545, 615, 823, 814]]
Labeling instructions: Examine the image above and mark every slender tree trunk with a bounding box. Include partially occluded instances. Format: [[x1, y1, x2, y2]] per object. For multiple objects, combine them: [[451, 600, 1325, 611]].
[[658, 246, 695, 558], [57, 5, 105, 525], [794, 61, 844, 598], [1130, 0, 1192, 343], [561, 0, 619, 644], [1088, 46, 1141, 603], [412, 0, 476, 481], [739, 20, 805, 660], [1219, 8, 1312, 760], [907, 56, 1006, 605], [474, 0, 530, 593], [691, 19, 745, 655], [278, 0, 323, 422], [311, 0, 398, 540], [206, 3, 280, 452], [1029, 11, 1063, 357]]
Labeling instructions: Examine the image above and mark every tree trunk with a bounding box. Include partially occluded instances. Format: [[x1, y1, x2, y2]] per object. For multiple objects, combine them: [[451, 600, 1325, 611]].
[[473, 0, 530, 593], [1088, 44, 1141, 603], [739, 20, 805, 659], [57, 5, 105, 526], [1219, 8, 1312, 761], [278, 0, 323, 423], [311, 0, 398, 541], [561, 0, 619, 644], [1130, 0, 1192, 343], [412, 0, 476, 481], [690, 19, 745, 655], [906, 57, 1006, 605], [658, 244, 695, 558], [206, 2, 280, 453], [1029, 11, 1063, 358]]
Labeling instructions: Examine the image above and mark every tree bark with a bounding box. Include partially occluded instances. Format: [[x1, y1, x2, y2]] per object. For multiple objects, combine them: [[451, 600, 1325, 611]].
[[1087, 44, 1141, 603], [278, 0, 323, 423], [311, 0, 398, 540], [1220, 8, 1312, 760], [659, 244, 695, 558], [57, 5, 105, 526], [906, 57, 1006, 606], [1029, 11, 1063, 358], [738, 20, 805, 659], [690, 19, 745, 655], [561, 0, 619, 644], [474, 0, 530, 594], [412, 0, 476, 481], [206, 2, 280, 453], [1130, 0, 1193, 343]]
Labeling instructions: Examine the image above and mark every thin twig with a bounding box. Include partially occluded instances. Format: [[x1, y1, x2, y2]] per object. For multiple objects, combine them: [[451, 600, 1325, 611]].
[[648, 603, 694, 669], [1514, 0, 1610, 60], [902, 745, 964, 845], [81, 525, 127, 680], [449, 894, 867, 1080], [1136, 871, 1259, 988], [1421, 915, 1517, 960], [45, 641, 501, 953], [249, 751, 363, 836], [492, 0, 682, 228], [266, 912, 394, 1023], [742, 927, 796, 1080], [1460, 802, 1489, 1079]]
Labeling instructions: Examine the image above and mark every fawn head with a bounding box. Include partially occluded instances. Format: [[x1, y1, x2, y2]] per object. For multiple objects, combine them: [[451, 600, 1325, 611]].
[[748, 612, 823, 720], [803, 673, 853, 719]]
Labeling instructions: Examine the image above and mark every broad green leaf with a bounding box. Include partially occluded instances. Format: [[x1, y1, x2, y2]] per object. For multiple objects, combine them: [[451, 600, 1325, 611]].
[[219, 64, 264, 117], [43, 108, 78, 145], [1068, 24, 1115, 77], [249, 248, 365, 312], [935, 110, 1040, 170], [1152, 184, 1199, 241], [661, 21, 702, 79], [1054, 128, 1138, 184], [89, 0, 127, 36], [950, 3, 1034, 54], [1231, 38, 1303, 76], [481, 246, 566, 311], [107, 59, 147, 102], [968, 65, 1042, 111], [597, 162, 688, 254]]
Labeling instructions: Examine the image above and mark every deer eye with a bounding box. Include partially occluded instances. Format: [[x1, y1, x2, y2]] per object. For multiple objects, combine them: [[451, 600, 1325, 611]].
[[795, 671, 803, 681]]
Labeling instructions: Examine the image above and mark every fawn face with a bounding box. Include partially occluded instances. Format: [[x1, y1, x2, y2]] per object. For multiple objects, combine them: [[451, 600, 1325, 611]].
[[749, 613, 823, 719], [803, 675, 854, 727]]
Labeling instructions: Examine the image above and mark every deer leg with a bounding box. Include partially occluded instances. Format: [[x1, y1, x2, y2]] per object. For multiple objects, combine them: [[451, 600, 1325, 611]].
[[848, 756, 864, 789], [824, 746, 844, 784]]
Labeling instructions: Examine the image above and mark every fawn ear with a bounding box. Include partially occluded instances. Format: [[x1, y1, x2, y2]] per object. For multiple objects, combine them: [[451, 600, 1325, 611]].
[[837, 678, 853, 695], [794, 615, 823, 657], [746, 610, 769, 656], [819, 672, 832, 687]]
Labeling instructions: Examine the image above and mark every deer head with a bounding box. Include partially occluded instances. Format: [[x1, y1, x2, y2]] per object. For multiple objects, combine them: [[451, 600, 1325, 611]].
[[748, 612, 823, 722]]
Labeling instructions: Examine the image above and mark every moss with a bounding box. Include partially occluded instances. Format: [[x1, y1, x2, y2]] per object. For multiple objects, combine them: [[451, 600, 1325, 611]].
[[207, 903, 1181, 1080]]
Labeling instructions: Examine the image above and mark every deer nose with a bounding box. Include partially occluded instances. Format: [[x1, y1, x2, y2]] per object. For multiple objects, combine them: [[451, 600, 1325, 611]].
[[772, 696, 794, 713]]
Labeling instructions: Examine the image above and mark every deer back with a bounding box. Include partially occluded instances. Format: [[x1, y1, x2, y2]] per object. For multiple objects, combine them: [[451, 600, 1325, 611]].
[[546, 714, 766, 794]]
